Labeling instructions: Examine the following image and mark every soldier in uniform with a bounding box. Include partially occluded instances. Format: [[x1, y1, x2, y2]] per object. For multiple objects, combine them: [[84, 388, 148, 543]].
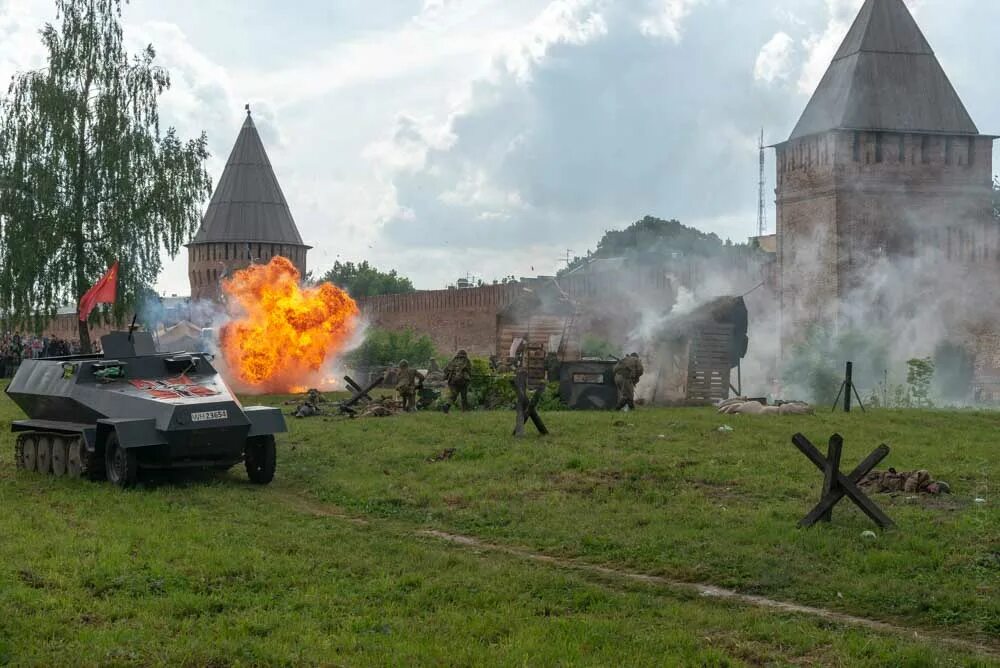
[[444, 349, 473, 411], [395, 360, 425, 412], [614, 353, 644, 411]]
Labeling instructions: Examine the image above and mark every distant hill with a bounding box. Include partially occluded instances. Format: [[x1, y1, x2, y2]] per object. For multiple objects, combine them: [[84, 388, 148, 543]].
[[559, 216, 753, 276]]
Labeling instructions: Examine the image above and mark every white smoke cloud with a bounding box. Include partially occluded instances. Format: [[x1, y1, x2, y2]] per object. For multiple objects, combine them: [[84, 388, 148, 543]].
[[754, 32, 795, 85]]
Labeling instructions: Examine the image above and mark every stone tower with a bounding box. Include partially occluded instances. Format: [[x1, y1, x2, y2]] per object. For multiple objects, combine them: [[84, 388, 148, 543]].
[[188, 110, 311, 301], [775, 0, 996, 343]]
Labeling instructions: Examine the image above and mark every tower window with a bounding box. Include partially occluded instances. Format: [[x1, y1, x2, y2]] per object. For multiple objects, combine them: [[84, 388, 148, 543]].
[[875, 133, 883, 163], [853, 132, 861, 162], [921, 136, 931, 164], [968, 137, 976, 167], [898, 134, 906, 163], [945, 137, 954, 166]]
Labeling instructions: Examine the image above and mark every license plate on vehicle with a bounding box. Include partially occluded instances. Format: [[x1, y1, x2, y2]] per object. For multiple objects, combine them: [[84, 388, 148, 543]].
[[191, 410, 228, 422]]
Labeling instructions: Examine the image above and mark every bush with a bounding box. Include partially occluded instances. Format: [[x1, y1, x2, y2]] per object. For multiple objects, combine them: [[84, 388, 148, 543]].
[[467, 362, 564, 411], [536, 382, 566, 411], [346, 328, 437, 369], [469, 358, 515, 409]]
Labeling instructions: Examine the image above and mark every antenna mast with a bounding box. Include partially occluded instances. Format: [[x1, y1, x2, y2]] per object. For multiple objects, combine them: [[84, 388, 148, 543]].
[[757, 128, 767, 238]]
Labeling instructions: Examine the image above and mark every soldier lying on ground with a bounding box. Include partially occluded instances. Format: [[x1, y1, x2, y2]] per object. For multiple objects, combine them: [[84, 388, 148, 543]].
[[860, 468, 951, 495]]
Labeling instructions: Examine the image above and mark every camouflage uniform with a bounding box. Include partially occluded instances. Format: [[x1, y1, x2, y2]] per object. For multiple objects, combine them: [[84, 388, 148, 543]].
[[294, 401, 320, 418], [614, 353, 644, 411], [444, 350, 473, 411], [395, 360, 425, 413], [859, 469, 950, 495]]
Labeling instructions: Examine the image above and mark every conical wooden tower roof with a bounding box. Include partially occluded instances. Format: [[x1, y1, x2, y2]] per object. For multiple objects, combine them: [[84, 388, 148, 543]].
[[789, 0, 978, 140], [192, 110, 307, 246]]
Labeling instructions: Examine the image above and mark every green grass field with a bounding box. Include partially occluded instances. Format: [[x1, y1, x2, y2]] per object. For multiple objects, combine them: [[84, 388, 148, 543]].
[[0, 385, 997, 666]]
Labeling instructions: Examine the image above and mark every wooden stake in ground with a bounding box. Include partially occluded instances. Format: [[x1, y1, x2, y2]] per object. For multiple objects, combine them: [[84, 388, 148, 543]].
[[792, 433, 895, 529], [511, 369, 548, 437], [831, 361, 866, 413]]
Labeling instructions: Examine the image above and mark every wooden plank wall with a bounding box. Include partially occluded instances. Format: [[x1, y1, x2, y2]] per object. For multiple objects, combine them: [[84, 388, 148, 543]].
[[686, 324, 734, 402]]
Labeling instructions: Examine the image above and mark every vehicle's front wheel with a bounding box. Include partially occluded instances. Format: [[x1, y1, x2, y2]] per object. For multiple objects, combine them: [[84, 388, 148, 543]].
[[244, 435, 276, 485], [104, 433, 138, 488]]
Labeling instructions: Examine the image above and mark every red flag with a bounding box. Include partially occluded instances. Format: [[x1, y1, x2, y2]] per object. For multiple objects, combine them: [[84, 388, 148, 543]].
[[78, 261, 119, 322]]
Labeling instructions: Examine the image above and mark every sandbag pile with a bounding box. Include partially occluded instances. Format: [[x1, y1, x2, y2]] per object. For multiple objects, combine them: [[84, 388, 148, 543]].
[[717, 398, 814, 416]]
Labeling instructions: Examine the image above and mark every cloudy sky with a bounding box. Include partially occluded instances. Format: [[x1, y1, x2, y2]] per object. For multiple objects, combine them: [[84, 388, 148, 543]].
[[1, 0, 997, 294]]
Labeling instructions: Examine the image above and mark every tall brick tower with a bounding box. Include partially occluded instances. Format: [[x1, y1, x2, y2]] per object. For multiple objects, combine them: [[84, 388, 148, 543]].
[[188, 109, 310, 301], [775, 0, 996, 343]]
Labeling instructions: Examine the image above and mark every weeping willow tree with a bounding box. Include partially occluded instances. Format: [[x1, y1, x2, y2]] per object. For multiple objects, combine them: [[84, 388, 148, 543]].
[[0, 0, 211, 352]]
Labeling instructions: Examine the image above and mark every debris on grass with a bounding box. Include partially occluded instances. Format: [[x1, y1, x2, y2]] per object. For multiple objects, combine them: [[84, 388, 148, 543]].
[[427, 448, 456, 463]]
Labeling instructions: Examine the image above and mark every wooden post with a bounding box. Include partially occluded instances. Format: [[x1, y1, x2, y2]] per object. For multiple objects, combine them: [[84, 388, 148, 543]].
[[843, 362, 853, 413], [527, 387, 549, 436], [511, 369, 547, 437], [513, 369, 527, 437], [820, 434, 843, 522]]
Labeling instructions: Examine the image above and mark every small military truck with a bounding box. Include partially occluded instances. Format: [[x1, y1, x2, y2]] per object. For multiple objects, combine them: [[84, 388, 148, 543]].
[[6, 330, 286, 488]]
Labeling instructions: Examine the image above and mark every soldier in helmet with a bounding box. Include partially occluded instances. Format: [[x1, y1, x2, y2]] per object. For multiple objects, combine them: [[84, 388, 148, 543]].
[[614, 353, 644, 411], [444, 349, 473, 411], [395, 360, 425, 412]]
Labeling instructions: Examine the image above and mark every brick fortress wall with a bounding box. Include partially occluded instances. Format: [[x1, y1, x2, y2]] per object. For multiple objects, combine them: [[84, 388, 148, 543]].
[[358, 284, 520, 357], [358, 255, 770, 358]]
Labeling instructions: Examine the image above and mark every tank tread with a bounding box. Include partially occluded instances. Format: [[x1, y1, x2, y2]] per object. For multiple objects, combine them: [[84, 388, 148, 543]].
[[15, 432, 96, 480], [14, 437, 25, 470]]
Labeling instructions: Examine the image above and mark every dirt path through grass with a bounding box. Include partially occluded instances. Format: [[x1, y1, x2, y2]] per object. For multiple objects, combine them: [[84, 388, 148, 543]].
[[273, 487, 1000, 661]]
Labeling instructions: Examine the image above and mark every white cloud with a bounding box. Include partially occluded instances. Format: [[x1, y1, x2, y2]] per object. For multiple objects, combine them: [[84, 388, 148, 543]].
[[754, 31, 795, 84], [796, 0, 863, 93], [639, 0, 705, 42], [501, 0, 609, 80]]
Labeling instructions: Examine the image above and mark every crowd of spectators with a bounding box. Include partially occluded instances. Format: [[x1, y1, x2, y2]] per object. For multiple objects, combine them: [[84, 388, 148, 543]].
[[1, 333, 89, 378]]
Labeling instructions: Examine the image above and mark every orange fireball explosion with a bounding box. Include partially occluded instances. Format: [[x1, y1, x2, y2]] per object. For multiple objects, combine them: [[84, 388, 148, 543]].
[[220, 256, 359, 393]]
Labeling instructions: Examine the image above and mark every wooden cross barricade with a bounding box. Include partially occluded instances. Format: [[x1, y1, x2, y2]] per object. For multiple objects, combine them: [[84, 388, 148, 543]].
[[339, 374, 383, 416], [511, 369, 548, 437], [792, 433, 895, 529]]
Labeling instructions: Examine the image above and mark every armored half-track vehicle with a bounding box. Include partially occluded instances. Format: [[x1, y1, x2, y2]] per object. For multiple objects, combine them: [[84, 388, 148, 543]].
[[6, 331, 286, 488]]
